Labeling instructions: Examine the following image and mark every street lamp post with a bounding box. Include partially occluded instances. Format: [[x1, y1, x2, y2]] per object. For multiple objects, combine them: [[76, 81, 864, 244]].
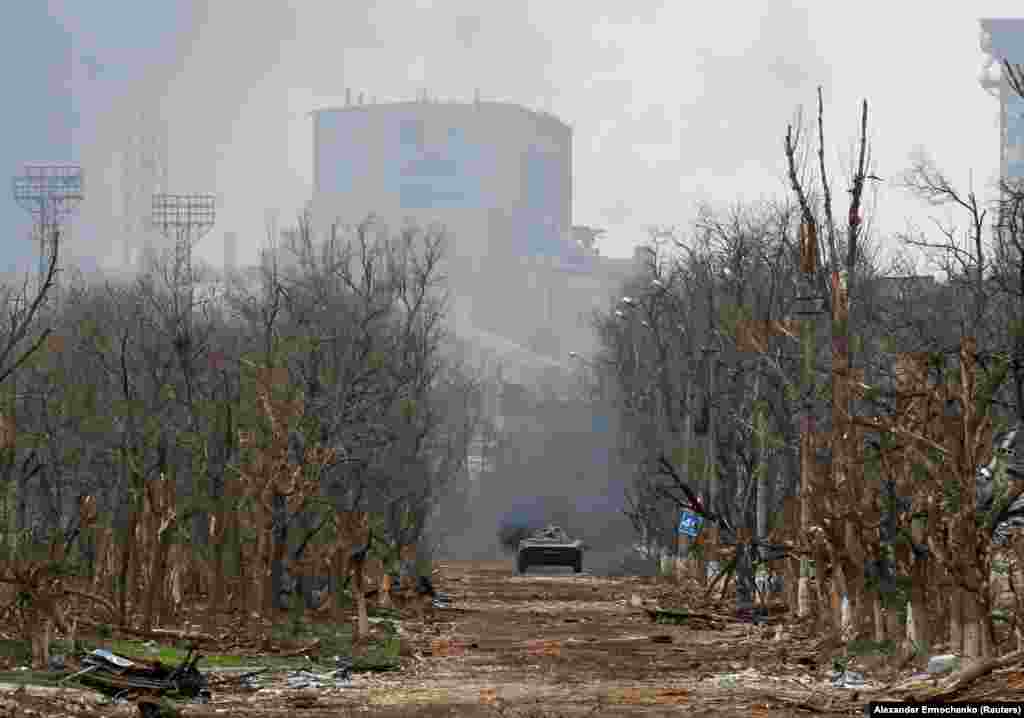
[[568, 351, 614, 402], [616, 284, 708, 578], [613, 304, 641, 374], [12, 164, 84, 301], [567, 351, 592, 400]]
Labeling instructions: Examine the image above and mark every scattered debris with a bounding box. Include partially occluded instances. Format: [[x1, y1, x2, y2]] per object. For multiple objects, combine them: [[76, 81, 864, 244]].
[[642, 606, 725, 629], [829, 669, 866, 688], [219, 656, 354, 693], [883, 649, 1024, 703], [283, 667, 352, 690], [754, 574, 785, 595], [277, 638, 321, 657], [136, 696, 182, 718], [606, 686, 691, 705], [11, 560, 1024, 716], [734, 607, 770, 624], [206, 668, 269, 692], [479, 686, 499, 705], [426, 638, 476, 657], [524, 639, 561, 657], [927, 653, 961, 675], [64, 646, 210, 704], [287, 688, 321, 709]]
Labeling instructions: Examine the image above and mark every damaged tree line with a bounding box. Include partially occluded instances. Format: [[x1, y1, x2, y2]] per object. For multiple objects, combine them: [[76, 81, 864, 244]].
[[0, 212, 484, 668], [594, 61, 1024, 662]]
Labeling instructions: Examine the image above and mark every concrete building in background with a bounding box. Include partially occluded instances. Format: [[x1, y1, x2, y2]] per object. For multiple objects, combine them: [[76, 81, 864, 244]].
[[310, 95, 639, 506], [310, 94, 636, 392], [980, 18, 1024, 181], [312, 98, 571, 273]]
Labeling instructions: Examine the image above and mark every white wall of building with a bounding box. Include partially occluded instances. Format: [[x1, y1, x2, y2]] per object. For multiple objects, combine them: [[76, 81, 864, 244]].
[[311, 100, 571, 267], [308, 98, 637, 409]]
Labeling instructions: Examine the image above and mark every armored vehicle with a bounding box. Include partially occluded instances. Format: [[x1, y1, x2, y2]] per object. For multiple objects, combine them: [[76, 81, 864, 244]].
[[516, 524, 583, 574]]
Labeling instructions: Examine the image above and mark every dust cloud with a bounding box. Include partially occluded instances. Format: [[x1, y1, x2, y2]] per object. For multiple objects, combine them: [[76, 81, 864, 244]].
[[435, 389, 648, 577]]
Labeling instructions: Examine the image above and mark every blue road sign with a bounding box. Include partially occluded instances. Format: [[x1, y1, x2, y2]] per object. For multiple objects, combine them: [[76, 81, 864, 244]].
[[677, 510, 704, 538]]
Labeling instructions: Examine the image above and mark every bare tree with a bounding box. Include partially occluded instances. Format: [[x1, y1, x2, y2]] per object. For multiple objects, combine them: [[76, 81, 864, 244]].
[[900, 149, 989, 338], [783, 87, 883, 636]]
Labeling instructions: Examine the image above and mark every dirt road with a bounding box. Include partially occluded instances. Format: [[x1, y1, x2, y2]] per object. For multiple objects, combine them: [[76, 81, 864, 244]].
[[0, 560, 877, 716], [308, 560, 861, 717]]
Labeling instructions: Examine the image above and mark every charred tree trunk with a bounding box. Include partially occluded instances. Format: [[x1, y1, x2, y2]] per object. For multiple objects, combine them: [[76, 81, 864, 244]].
[[271, 492, 289, 611], [143, 519, 174, 631], [330, 550, 348, 624], [352, 556, 369, 641], [142, 477, 176, 630], [116, 457, 141, 628], [210, 502, 226, 616]]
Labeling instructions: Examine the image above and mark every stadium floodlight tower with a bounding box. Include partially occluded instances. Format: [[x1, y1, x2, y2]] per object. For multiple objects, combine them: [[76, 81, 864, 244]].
[[11, 163, 84, 296], [152, 193, 216, 333]]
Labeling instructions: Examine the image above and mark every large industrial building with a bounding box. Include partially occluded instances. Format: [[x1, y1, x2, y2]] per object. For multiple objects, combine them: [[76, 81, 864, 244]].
[[310, 95, 637, 391], [980, 18, 1024, 181], [308, 95, 639, 498], [312, 98, 571, 266]]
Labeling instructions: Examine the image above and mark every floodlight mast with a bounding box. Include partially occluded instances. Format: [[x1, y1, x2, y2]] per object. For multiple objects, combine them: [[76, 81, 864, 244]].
[[11, 164, 84, 296], [151, 193, 216, 333]]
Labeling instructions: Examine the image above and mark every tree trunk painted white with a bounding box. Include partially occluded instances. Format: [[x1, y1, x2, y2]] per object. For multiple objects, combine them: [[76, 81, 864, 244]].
[[962, 588, 982, 661], [949, 587, 963, 656], [907, 601, 917, 644], [873, 595, 885, 642], [353, 560, 369, 641], [798, 431, 812, 618], [798, 575, 811, 618]]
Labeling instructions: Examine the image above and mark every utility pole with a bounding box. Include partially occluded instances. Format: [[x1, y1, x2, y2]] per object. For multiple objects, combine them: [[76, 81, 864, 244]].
[[704, 259, 719, 575], [10, 163, 82, 535], [12, 163, 83, 299], [152, 193, 216, 330], [152, 193, 215, 565], [152, 193, 216, 404]]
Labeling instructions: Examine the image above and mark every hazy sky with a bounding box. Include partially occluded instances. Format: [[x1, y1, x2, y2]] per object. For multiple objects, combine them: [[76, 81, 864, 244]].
[[3, 1, 1023, 273]]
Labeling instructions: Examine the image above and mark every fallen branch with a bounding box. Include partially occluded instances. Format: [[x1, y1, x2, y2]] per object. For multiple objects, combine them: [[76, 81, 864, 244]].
[[781, 698, 827, 713], [205, 668, 269, 687], [277, 638, 321, 657], [75, 617, 215, 645], [63, 588, 118, 621], [886, 650, 1024, 702], [703, 563, 732, 602], [643, 607, 725, 628], [149, 627, 217, 643]]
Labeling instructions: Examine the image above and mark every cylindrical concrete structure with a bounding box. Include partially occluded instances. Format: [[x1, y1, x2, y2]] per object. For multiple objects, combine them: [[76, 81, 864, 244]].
[[311, 100, 572, 265]]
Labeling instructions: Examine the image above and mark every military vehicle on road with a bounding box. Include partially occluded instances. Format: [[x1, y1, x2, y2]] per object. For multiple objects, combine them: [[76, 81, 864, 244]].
[[516, 525, 584, 574]]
